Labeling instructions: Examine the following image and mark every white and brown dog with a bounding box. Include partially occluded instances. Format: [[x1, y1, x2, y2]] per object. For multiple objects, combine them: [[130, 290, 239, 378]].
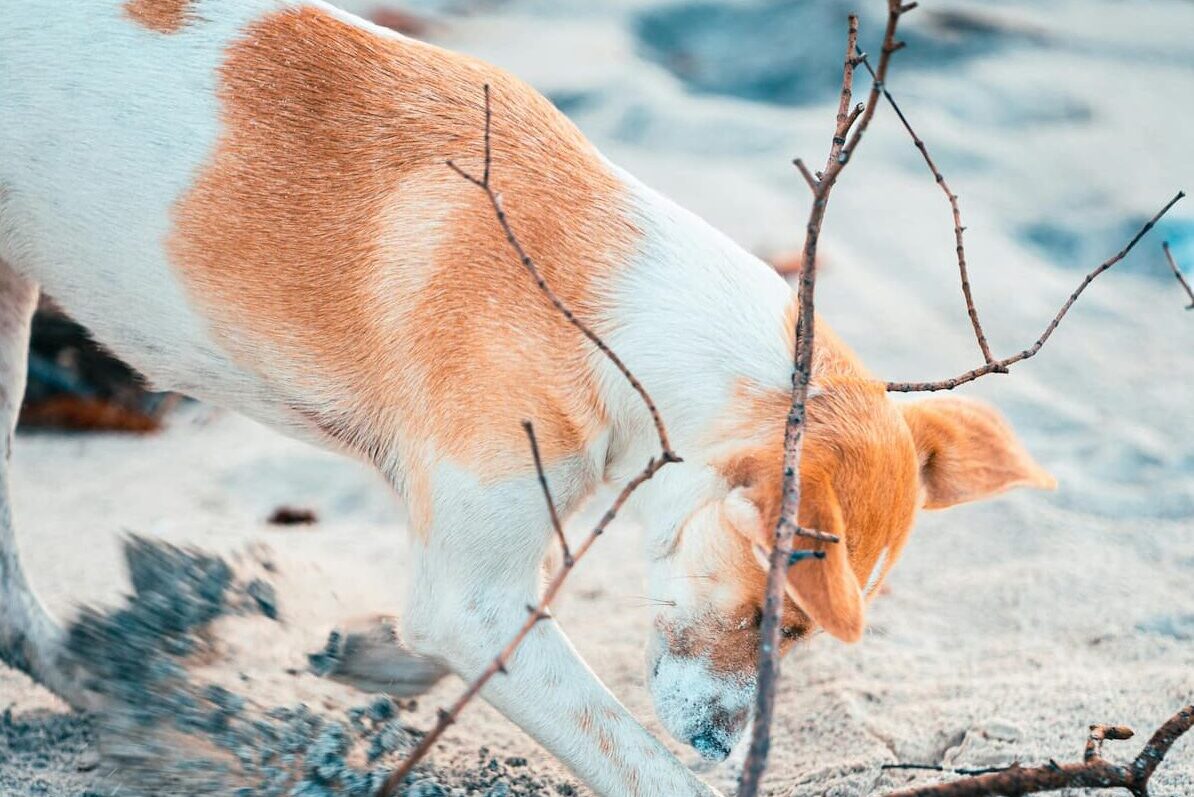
[[0, 2, 1056, 794]]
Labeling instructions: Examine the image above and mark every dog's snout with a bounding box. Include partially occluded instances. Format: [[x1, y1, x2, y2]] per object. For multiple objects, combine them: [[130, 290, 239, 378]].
[[690, 729, 732, 761]]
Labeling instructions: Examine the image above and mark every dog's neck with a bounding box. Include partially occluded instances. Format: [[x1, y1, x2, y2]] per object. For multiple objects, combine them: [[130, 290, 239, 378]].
[[615, 178, 794, 430], [592, 174, 800, 520]]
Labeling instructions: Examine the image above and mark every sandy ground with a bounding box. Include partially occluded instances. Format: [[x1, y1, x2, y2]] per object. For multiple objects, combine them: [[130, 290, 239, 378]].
[[3, 0, 1193, 794]]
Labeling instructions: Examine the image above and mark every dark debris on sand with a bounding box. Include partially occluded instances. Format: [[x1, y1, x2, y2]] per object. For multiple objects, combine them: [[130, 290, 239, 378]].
[[0, 708, 99, 797], [21, 300, 177, 433], [52, 537, 579, 797]]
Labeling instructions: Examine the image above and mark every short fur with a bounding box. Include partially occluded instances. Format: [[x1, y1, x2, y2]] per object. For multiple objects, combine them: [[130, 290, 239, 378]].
[[0, 2, 1055, 794]]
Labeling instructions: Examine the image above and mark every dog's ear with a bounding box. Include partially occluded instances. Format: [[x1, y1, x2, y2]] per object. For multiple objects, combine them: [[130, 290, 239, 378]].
[[785, 476, 864, 643], [900, 396, 1056, 510], [728, 477, 864, 644]]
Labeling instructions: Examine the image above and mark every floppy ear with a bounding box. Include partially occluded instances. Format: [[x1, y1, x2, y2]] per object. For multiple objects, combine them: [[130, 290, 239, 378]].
[[728, 478, 864, 644], [900, 396, 1056, 510], [785, 477, 864, 643]]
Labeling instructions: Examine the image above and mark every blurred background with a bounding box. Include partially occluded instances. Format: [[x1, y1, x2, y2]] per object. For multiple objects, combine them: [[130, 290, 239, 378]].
[[6, 1, 1192, 795]]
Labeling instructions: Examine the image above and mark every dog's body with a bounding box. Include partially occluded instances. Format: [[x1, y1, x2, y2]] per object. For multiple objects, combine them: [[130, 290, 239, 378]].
[[0, 3, 1055, 795]]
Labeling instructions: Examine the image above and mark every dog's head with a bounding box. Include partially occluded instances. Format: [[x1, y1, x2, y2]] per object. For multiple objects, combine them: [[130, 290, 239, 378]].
[[646, 371, 1054, 760]]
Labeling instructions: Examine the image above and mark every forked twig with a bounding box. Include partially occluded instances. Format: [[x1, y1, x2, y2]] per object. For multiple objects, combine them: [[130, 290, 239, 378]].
[[885, 191, 1185, 392], [377, 86, 679, 796], [740, 3, 913, 794], [856, 30, 1189, 391], [882, 704, 1193, 797], [1163, 242, 1194, 309], [523, 420, 571, 566], [858, 57, 993, 364]]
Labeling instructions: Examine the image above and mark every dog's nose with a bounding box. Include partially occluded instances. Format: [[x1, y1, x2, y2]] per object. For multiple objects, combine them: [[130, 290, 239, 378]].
[[690, 729, 731, 762]]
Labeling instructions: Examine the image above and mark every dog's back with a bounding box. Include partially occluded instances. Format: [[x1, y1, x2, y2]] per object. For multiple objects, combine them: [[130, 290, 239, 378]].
[[0, 1, 643, 475]]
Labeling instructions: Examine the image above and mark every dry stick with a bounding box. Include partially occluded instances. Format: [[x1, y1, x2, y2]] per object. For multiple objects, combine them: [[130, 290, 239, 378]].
[[882, 704, 1193, 797], [882, 764, 1014, 778], [740, 4, 912, 794], [1162, 242, 1194, 309], [858, 57, 994, 365], [377, 87, 679, 796], [523, 420, 571, 566], [885, 190, 1185, 392], [447, 85, 680, 463]]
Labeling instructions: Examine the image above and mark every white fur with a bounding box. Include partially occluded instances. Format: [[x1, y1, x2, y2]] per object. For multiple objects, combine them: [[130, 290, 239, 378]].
[[597, 172, 794, 475], [0, 0, 304, 427], [651, 651, 754, 761], [865, 546, 890, 596]]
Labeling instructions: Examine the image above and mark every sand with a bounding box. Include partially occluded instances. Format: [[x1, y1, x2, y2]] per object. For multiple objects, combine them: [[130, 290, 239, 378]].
[[2, 0, 1192, 795]]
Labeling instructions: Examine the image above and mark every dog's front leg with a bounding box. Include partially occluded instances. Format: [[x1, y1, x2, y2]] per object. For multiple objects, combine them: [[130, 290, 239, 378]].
[[403, 483, 720, 797]]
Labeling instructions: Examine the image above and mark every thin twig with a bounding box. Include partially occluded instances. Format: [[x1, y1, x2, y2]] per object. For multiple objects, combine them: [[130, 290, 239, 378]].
[[740, 5, 911, 793], [882, 704, 1193, 797], [523, 421, 571, 566], [886, 191, 1185, 392], [377, 85, 680, 797], [882, 764, 1016, 777], [1162, 242, 1194, 309], [446, 84, 680, 463], [780, 517, 840, 544], [794, 158, 818, 193], [859, 57, 994, 364]]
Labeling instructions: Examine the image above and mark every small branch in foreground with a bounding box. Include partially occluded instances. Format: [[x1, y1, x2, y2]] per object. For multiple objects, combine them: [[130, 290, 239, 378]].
[[780, 517, 840, 544], [794, 158, 818, 193], [446, 84, 680, 463], [1162, 242, 1194, 309], [882, 704, 1193, 797], [523, 420, 570, 566], [882, 764, 1015, 778], [741, 2, 912, 792], [886, 190, 1185, 392], [377, 85, 680, 797], [858, 57, 993, 365]]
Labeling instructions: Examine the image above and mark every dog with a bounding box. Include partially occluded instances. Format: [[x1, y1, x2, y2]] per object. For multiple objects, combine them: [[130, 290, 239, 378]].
[[0, 2, 1056, 794]]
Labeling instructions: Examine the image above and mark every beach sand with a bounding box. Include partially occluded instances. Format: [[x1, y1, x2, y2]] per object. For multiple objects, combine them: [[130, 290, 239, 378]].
[[2, 1, 1192, 794]]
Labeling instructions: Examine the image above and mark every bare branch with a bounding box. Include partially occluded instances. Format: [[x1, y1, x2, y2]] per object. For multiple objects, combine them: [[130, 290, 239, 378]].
[[444, 84, 679, 463], [823, 18, 861, 176], [523, 421, 571, 566], [1162, 242, 1194, 309], [793, 158, 818, 192], [882, 704, 1193, 797], [376, 85, 682, 797], [740, 4, 908, 793], [1084, 724, 1133, 762], [886, 191, 1185, 392], [780, 519, 840, 544], [859, 57, 993, 364], [882, 764, 1016, 778]]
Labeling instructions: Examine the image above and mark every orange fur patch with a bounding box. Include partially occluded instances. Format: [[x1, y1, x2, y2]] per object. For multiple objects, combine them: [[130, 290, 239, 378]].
[[711, 321, 920, 634], [660, 599, 807, 678], [123, 0, 193, 33], [169, 7, 637, 527]]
